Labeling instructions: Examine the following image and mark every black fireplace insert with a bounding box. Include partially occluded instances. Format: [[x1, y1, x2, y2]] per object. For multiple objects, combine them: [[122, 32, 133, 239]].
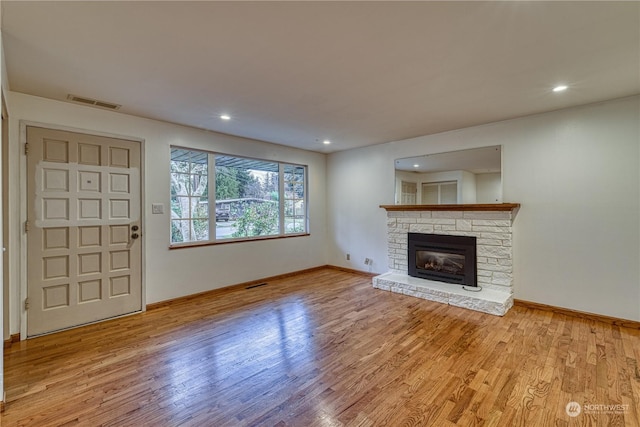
[[408, 233, 477, 287]]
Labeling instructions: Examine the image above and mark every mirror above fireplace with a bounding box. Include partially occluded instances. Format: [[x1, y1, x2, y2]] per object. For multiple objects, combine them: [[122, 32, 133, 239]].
[[394, 146, 501, 205]]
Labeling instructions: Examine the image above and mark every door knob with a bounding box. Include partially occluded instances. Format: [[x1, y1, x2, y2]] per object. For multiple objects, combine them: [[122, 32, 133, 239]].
[[131, 225, 139, 231], [131, 233, 139, 239]]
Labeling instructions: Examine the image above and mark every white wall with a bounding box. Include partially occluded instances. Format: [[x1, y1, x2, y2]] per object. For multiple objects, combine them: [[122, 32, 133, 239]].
[[328, 96, 640, 321], [6, 92, 328, 336]]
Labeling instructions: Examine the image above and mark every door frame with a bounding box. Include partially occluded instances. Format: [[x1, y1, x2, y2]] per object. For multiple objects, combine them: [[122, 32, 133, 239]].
[[2, 93, 8, 344], [19, 121, 146, 338]]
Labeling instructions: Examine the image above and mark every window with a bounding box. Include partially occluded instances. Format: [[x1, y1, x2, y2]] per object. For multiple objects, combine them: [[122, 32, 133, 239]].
[[170, 147, 308, 245], [170, 149, 209, 242], [214, 155, 280, 239], [283, 164, 306, 234]]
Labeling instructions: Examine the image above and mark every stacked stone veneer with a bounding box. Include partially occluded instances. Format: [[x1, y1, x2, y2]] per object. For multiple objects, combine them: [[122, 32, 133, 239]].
[[373, 209, 515, 315]]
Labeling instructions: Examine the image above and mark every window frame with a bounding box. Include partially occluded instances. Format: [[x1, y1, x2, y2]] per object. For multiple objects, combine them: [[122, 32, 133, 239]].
[[169, 146, 309, 248]]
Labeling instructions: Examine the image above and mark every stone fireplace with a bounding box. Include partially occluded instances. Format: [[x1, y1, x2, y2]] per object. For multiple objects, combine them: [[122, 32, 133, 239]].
[[373, 203, 519, 315]]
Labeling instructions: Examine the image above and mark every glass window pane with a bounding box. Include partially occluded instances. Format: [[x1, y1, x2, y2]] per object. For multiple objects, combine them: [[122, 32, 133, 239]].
[[170, 148, 210, 244], [170, 196, 181, 218], [170, 148, 192, 172], [172, 148, 307, 244], [173, 196, 192, 218], [215, 211, 234, 239], [171, 173, 190, 196], [230, 201, 279, 238], [215, 155, 279, 239], [171, 220, 190, 243], [284, 165, 306, 234], [190, 174, 208, 197], [170, 160, 190, 173], [191, 160, 208, 175], [284, 182, 294, 194], [284, 200, 294, 217], [192, 219, 209, 241], [193, 201, 208, 219]]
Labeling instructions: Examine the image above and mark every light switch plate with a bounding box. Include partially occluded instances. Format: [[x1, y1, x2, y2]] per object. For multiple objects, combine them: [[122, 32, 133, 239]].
[[151, 203, 164, 214]]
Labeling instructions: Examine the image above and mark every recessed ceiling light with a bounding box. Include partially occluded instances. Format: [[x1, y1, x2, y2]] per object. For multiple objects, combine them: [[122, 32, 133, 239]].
[[413, 164, 420, 168], [323, 140, 331, 145], [220, 114, 231, 120], [553, 85, 568, 92]]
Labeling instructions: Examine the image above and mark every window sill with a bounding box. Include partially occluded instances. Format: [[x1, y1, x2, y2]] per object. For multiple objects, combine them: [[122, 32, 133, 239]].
[[168, 233, 310, 250]]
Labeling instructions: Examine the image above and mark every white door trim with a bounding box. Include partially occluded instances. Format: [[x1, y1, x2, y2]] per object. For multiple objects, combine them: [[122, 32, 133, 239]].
[[19, 120, 146, 339]]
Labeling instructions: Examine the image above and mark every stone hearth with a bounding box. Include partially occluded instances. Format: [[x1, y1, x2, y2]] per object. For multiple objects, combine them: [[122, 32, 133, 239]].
[[373, 204, 519, 316]]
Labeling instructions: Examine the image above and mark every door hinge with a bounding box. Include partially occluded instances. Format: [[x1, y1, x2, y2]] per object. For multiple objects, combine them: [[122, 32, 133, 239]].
[[24, 220, 29, 233], [24, 298, 30, 310], [24, 142, 29, 156]]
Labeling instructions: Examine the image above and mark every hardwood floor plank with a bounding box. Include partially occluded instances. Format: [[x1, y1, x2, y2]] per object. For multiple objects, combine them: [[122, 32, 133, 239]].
[[3, 267, 639, 426]]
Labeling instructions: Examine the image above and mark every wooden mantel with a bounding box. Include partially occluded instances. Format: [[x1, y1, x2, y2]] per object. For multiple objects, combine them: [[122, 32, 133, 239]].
[[380, 203, 520, 212]]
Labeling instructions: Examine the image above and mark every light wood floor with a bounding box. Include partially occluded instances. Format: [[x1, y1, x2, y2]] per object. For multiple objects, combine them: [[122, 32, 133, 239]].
[[3, 267, 639, 426]]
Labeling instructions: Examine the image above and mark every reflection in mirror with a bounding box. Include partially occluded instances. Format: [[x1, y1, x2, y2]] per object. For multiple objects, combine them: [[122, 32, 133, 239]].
[[394, 146, 501, 205]]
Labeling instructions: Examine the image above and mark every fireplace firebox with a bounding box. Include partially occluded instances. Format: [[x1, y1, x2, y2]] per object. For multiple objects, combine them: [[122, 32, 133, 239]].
[[408, 233, 477, 287]]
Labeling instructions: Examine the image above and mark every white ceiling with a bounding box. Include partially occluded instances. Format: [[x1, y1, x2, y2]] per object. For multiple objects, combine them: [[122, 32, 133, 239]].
[[1, 1, 638, 153]]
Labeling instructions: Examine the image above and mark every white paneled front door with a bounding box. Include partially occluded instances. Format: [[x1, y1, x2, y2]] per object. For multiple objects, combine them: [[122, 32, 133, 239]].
[[26, 127, 142, 337]]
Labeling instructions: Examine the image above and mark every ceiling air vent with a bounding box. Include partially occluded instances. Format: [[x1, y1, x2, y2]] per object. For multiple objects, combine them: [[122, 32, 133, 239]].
[[66, 94, 121, 111]]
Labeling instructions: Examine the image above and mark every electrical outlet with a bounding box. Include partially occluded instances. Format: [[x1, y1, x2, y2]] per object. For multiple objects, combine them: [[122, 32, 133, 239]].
[[364, 258, 372, 265], [346, 253, 350, 261]]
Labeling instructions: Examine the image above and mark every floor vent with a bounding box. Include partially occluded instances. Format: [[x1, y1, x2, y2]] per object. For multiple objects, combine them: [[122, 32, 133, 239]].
[[246, 283, 268, 289], [66, 94, 121, 111]]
